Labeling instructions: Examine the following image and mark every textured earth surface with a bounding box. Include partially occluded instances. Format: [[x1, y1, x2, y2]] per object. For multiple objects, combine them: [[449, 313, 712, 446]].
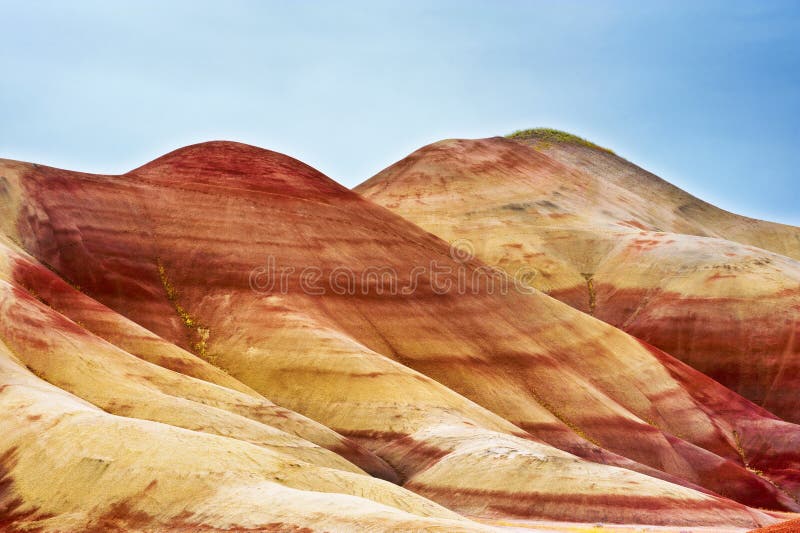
[[357, 131, 800, 424], [0, 140, 798, 531], [753, 516, 800, 532]]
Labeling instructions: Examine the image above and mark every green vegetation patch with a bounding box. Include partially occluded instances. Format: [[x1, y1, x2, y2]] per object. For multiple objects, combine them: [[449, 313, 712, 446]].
[[506, 128, 615, 154]]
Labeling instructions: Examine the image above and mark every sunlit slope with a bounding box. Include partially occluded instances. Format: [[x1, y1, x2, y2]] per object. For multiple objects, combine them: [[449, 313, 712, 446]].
[[357, 134, 800, 423], [0, 340, 488, 532], [0, 234, 394, 480], [509, 128, 800, 260], [0, 143, 796, 528]]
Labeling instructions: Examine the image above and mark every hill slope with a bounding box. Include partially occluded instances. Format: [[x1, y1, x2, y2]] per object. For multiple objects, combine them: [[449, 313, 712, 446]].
[[356, 132, 800, 423], [1, 142, 799, 529]]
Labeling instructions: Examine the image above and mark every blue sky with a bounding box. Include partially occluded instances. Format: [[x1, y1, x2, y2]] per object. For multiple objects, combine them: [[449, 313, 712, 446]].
[[1, 1, 798, 224]]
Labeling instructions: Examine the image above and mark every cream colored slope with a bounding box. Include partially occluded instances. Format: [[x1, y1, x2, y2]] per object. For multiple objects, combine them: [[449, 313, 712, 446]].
[[393, 425, 771, 527], [0, 225, 766, 527], [197, 251, 800, 520], [211, 298, 520, 439], [0, 278, 370, 475], [512, 131, 800, 261], [200, 279, 749, 499], [0, 249, 395, 479], [0, 343, 488, 532], [206, 301, 778, 528]]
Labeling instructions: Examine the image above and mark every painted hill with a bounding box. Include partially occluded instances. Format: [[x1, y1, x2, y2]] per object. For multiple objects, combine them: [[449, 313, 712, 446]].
[[1, 141, 798, 530], [356, 131, 800, 424]]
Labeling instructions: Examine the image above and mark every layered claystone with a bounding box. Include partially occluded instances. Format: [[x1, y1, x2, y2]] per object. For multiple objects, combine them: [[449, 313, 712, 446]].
[[357, 135, 800, 424], [0, 143, 796, 529]]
